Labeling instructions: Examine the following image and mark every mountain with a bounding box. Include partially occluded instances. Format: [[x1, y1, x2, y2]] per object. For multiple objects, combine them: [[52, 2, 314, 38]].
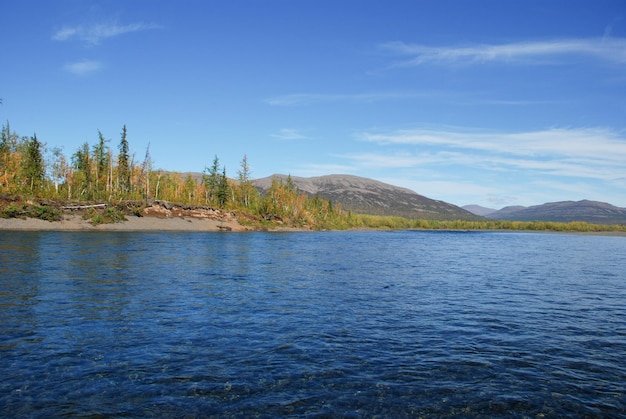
[[487, 200, 626, 224], [254, 174, 481, 220], [491, 205, 527, 217], [462, 204, 498, 217]]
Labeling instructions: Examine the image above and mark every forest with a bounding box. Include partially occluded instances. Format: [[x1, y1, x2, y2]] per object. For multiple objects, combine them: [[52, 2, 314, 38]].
[[0, 122, 346, 228], [1, 122, 625, 233]]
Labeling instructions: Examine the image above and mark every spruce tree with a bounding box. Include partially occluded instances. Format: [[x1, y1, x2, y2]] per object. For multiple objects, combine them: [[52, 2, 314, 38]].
[[203, 155, 221, 205], [139, 142, 152, 199], [24, 134, 45, 194], [93, 130, 109, 197], [217, 166, 229, 207], [118, 125, 130, 194]]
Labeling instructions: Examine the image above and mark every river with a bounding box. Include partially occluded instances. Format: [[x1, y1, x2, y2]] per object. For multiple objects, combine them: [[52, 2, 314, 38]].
[[1, 230, 625, 417]]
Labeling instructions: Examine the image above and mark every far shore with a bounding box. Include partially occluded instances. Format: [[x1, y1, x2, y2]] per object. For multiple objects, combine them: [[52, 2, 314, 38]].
[[0, 214, 254, 232], [1, 214, 625, 236]]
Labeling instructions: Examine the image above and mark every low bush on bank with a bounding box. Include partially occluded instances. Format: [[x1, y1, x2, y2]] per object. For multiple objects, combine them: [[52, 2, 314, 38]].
[[0, 203, 22, 219], [337, 215, 626, 233], [0, 201, 62, 221], [29, 204, 62, 221], [0, 198, 125, 225], [82, 206, 127, 225]]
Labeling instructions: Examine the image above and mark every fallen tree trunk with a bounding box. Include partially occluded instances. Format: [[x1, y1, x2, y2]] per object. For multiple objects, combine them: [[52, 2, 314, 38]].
[[62, 203, 107, 210]]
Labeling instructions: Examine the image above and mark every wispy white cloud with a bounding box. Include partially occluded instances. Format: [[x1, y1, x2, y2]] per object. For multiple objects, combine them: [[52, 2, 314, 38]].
[[380, 38, 626, 66], [266, 91, 430, 106], [267, 91, 562, 108], [53, 21, 160, 45], [355, 127, 626, 182], [64, 59, 102, 76], [360, 127, 626, 162], [271, 128, 308, 141]]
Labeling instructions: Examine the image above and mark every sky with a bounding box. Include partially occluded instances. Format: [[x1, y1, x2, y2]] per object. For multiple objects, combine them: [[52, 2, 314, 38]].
[[2, 0, 626, 208]]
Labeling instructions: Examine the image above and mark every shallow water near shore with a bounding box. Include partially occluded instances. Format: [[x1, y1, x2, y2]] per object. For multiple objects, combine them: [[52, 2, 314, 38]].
[[1, 230, 625, 417]]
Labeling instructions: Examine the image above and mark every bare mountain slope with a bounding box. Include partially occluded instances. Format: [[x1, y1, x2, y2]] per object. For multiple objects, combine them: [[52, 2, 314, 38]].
[[488, 200, 626, 224], [462, 204, 498, 217], [254, 174, 480, 220]]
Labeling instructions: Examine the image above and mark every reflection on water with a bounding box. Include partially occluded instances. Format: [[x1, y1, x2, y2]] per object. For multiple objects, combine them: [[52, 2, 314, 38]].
[[1, 231, 625, 417]]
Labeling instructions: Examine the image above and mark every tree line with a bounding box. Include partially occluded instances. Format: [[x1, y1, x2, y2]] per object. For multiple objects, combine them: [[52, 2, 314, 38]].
[[2, 121, 625, 232], [0, 122, 344, 227]]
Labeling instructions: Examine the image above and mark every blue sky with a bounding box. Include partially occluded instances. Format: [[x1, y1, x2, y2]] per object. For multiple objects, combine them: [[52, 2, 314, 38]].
[[2, 0, 626, 208]]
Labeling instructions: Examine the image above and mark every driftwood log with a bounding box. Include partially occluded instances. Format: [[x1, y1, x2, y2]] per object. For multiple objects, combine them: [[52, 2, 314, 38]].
[[62, 203, 107, 210]]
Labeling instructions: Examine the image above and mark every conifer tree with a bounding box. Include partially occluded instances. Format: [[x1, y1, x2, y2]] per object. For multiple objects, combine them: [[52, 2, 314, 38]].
[[118, 125, 130, 194], [139, 142, 153, 199], [203, 155, 221, 205], [24, 134, 45, 194], [217, 166, 230, 207], [93, 130, 109, 197]]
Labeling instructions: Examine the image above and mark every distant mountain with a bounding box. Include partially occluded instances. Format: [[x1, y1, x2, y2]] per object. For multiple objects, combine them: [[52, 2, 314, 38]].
[[462, 204, 497, 217], [254, 174, 481, 220], [487, 200, 626, 224], [492, 205, 527, 217]]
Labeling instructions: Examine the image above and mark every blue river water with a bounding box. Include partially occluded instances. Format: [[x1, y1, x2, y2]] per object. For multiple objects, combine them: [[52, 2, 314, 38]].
[[0, 230, 625, 417]]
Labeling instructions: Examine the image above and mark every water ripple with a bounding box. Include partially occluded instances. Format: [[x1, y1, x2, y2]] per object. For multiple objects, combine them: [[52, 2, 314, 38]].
[[1, 231, 625, 417]]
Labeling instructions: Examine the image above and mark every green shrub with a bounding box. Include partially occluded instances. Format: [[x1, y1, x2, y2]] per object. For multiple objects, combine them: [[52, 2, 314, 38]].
[[1, 204, 24, 219], [105, 207, 127, 223], [90, 214, 105, 225], [85, 207, 127, 225], [82, 208, 96, 221], [30, 205, 62, 222]]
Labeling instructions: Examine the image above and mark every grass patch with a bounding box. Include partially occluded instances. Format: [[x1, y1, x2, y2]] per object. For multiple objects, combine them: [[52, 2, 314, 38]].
[[0, 202, 62, 221], [83, 206, 127, 225], [29, 204, 62, 221], [0, 203, 24, 219]]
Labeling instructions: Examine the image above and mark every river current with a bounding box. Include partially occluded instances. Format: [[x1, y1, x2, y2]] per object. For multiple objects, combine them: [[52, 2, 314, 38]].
[[1, 230, 625, 417]]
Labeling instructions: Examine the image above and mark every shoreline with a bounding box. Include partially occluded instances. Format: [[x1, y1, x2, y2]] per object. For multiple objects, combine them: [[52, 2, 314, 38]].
[[0, 214, 254, 232], [1, 215, 625, 236]]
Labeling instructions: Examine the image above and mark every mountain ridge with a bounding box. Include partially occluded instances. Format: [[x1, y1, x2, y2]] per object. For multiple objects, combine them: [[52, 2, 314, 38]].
[[464, 200, 626, 224], [163, 172, 624, 224], [254, 174, 481, 221]]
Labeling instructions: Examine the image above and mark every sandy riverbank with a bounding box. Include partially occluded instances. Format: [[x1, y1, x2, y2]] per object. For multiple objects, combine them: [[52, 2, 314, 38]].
[[0, 214, 253, 232], [1, 214, 624, 235]]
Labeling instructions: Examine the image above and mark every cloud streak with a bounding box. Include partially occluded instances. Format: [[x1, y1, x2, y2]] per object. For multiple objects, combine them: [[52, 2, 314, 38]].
[[53, 21, 160, 45], [266, 91, 432, 106], [271, 128, 308, 141], [360, 127, 626, 161], [64, 59, 102, 76], [267, 91, 562, 108], [380, 38, 626, 66], [355, 127, 626, 181]]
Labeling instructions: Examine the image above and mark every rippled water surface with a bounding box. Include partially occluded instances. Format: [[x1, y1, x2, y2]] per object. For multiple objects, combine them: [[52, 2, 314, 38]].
[[1, 230, 625, 417]]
